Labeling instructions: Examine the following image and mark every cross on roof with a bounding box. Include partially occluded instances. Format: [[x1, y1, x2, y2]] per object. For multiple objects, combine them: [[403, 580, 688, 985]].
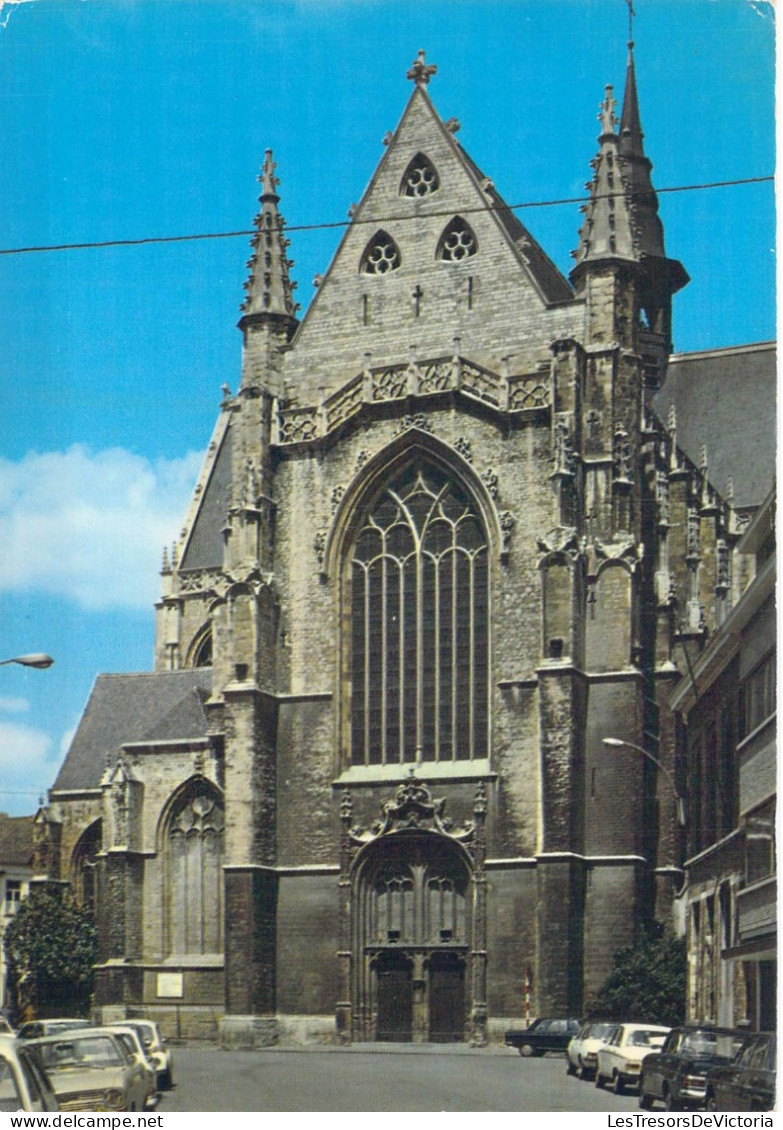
[[407, 50, 437, 86]]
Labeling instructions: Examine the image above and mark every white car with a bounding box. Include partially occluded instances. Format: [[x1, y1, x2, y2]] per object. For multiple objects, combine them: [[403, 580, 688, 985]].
[[596, 1023, 671, 1095], [567, 1021, 617, 1079], [105, 1026, 158, 1108], [0, 1034, 59, 1112], [122, 1019, 173, 1091], [23, 1028, 152, 1112]]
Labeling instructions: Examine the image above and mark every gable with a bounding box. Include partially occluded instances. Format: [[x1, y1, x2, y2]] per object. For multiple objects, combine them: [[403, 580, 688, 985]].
[[286, 86, 575, 402]]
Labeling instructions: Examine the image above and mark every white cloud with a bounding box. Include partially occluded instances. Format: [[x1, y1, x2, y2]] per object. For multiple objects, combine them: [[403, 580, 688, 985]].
[[0, 696, 30, 713], [0, 720, 54, 814], [0, 444, 203, 609]]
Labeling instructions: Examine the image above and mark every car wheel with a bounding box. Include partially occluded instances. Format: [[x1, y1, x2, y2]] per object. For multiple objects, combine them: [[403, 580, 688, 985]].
[[566, 1058, 577, 1076], [639, 1088, 655, 1110], [613, 1073, 625, 1096], [595, 1072, 606, 1089], [159, 1069, 172, 1090], [705, 1091, 718, 1112], [519, 1044, 535, 1058], [663, 1088, 682, 1112]]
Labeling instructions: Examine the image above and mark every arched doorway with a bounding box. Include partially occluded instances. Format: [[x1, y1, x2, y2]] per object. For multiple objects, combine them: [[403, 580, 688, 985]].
[[353, 824, 471, 1043]]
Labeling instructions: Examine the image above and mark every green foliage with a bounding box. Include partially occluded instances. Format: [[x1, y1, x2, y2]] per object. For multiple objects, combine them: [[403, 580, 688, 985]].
[[4, 885, 97, 1018], [584, 927, 686, 1028]]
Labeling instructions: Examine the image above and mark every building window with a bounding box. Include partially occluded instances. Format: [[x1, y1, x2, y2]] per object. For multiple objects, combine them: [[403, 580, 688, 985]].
[[349, 463, 488, 765], [361, 230, 401, 275], [739, 652, 776, 738], [745, 799, 775, 885], [4, 880, 22, 915], [400, 153, 439, 197], [71, 820, 102, 910], [437, 217, 477, 262], [193, 629, 213, 668], [369, 861, 467, 946], [165, 782, 224, 956]]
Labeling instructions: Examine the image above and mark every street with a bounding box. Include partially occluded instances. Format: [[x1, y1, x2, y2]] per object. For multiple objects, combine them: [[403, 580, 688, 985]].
[[155, 1044, 645, 1112]]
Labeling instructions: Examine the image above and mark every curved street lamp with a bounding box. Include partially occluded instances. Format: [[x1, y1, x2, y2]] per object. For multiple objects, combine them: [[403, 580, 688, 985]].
[[0, 653, 55, 669], [602, 736, 687, 827]]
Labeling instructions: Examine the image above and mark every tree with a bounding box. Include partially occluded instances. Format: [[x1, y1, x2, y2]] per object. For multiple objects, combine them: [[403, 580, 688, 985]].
[[584, 927, 686, 1027], [4, 885, 97, 1021]]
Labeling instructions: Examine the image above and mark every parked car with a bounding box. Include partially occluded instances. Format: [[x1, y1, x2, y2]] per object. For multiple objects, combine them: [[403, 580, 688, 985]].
[[567, 1021, 618, 1079], [121, 1019, 173, 1090], [705, 1033, 776, 1112], [505, 1017, 582, 1057], [15, 1018, 92, 1041], [595, 1023, 670, 1094], [105, 1026, 158, 1109], [23, 1028, 152, 1112], [639, 1025, 749, 1111], [0, 1033, 59, 1111]]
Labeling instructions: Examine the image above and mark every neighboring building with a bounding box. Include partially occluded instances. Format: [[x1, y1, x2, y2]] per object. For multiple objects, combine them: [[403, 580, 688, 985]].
[[0, 814, 34, 1008], [671, 487, 776, 1032], [38, 49, 775, 1044]]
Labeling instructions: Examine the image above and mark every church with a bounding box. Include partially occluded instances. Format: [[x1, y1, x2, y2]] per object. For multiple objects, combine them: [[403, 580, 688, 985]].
[[37, 46, 772, 1046]]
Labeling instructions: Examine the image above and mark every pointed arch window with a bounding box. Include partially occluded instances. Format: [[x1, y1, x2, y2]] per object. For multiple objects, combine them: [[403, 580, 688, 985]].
[[437, 217, 477, 262], [361, 230, 401, 275], [349, 464, 489, 766], [165, 782, 224, 956], [400, 153, 440, 198]]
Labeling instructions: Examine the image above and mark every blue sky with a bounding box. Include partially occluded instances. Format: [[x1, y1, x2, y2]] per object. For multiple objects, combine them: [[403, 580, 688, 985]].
[[0, 0, 776, 815]]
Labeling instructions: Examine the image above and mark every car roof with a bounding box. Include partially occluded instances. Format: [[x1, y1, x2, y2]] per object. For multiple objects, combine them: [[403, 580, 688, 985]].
[[20, 1027, 122, 1045]]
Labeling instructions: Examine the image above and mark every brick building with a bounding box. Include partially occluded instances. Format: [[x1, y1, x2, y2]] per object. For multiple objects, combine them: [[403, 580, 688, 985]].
[[40, 50, 774, 1045], [0, 814, 34, 1009]]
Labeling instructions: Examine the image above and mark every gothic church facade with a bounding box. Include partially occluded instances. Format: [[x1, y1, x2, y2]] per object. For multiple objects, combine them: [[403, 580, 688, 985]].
[[42, 49, 748, 1045]]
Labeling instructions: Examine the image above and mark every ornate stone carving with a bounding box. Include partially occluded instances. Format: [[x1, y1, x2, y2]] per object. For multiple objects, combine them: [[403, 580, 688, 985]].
[[536, 526, 579, 560], [395, 413, 433, 435], [482, 468, 499, 500], [613, 429, 633, 483], [346, 775, 475, 845], [314, 529, 327, 568], [455, 436, 473, 463], [331, 485, 345, 513], [499, 511, 516, 555]]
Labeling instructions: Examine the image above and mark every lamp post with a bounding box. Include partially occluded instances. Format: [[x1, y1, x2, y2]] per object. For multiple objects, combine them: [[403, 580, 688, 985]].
[[0, 653, 55, 669], [602, 736, 687, 827]]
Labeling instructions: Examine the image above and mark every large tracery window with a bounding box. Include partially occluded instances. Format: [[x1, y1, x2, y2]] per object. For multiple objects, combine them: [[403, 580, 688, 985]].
[[349, 464, 489, 766], [369, 859, 468, 946], [165, 782, 224, 956], [437, 217, 477, 262]]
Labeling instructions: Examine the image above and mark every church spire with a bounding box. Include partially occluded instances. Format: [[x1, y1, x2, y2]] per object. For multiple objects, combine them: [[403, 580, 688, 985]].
[[570, 40, 688, 345], [239, 149, 299, 333]]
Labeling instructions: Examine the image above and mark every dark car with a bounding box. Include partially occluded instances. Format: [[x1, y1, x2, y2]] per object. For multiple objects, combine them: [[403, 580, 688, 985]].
[[639, 1025, 749, 1111], [505, 1017, 581, 1057], [705, 1033, 775, 1112]]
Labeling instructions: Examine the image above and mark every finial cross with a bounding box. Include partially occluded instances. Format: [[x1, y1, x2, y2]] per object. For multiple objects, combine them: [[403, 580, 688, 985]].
[[407, 50, 437, 86]]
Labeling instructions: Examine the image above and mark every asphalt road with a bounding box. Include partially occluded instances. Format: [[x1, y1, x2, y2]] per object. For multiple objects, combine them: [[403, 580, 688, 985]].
[[155, 1044, 644, 1112]]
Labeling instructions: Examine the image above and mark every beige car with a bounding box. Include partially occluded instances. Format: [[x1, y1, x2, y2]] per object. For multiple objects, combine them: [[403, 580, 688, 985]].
[[23, 1028, 152, 1112], [596, 1023, 671, 1095], [0, 1034, 59, 1112]]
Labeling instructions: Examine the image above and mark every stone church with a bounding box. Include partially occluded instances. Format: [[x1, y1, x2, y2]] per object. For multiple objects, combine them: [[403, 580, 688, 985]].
[[38, 47, 768, 1045]]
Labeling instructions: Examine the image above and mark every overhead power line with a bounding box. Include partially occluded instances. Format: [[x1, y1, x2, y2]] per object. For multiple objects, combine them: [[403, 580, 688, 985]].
[[0, 175, 772, 257]]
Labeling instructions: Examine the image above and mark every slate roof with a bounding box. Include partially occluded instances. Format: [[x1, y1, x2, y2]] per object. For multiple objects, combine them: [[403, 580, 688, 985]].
[[653, 342, 777, 510], [52, 669, 213, 794], [0, 813, 34, 867], [179, 424, 233, 572]]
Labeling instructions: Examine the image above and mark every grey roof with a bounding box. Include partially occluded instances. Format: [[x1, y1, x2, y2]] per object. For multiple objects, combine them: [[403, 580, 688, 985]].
[[180, 424, 233, 571], [52, 669, 213, 793], [653, 342, 777, 510], [0, 813, 34, 866]]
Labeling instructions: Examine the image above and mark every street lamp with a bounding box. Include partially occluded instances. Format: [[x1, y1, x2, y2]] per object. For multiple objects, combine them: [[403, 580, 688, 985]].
[[602, 736, 687, 827], [0, 653, 55, 669]]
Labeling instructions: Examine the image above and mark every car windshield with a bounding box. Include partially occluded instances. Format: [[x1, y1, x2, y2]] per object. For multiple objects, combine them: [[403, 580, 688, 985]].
[[127, 1024, 154, 1048], [39, 1036, 122, 1071], [589, 1024, 615, 1039]]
